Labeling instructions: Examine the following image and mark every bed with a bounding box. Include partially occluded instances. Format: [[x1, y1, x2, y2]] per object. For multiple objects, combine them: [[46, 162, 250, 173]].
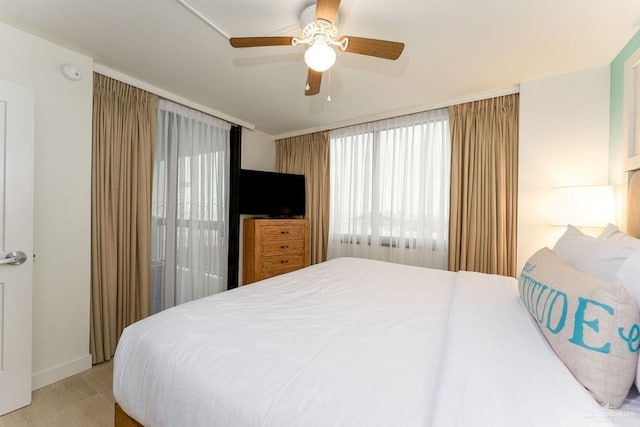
[[113, 262, 640, 425], [113, 175, 640, 426]]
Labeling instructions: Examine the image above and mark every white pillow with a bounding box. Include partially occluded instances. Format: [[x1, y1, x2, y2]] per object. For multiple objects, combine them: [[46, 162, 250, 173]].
[[553, 225, 637, 283], [616, 251, 640, 389], [599, 223, 621, 239], [618, 251, 640, 310], [598, 223, 640, 250]]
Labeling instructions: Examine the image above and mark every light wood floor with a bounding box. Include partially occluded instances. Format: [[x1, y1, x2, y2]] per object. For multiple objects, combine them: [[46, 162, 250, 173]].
[[0, 360, 114, 427]]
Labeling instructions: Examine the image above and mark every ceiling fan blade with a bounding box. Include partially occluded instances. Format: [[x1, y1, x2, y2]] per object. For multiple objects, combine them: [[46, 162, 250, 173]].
[[229, 37, 293, 48], [305, 69, 322, 96], [314, 0, 341, 23], [342, 36, 405, 60]]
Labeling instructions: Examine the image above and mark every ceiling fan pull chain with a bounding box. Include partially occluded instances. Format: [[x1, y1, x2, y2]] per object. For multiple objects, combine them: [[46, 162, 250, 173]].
[[327, 69, 332, 102]]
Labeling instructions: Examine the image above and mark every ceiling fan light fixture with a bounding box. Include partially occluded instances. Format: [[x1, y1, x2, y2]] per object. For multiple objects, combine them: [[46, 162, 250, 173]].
[[304, 43, 336, 72], [228, 0, 405, 96]]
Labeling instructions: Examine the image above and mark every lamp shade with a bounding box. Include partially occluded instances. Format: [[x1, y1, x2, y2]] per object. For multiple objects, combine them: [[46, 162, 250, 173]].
[[304, 43, 336, 72], [549, 185, 615, 227]]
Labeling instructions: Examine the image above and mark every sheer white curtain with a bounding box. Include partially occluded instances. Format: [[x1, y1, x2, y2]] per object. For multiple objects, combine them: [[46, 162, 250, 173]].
[[328, 109, 450, 269], [151, 99, 231, 313]]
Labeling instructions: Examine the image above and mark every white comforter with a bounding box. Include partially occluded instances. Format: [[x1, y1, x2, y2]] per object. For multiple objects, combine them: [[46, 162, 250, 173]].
[[114, 258, 639, 426]]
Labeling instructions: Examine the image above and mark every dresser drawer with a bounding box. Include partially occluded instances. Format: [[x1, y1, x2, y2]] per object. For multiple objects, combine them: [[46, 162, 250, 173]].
[[262, 225, 305, 239], [243, 218, 310, 285], [262, 254, 305, 272], [261, 266, 301, 280], [262, 239, 304, 255]]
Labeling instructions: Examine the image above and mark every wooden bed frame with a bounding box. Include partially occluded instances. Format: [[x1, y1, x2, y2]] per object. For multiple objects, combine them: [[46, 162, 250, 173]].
[[115, 403, 143, 427]]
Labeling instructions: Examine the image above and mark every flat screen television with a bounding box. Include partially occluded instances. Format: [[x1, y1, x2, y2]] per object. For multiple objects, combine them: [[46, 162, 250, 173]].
[[239, 169, 306, 217]]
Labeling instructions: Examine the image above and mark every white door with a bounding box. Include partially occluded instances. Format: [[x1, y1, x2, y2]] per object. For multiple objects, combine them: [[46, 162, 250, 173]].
[[0, 80, 35, 415]]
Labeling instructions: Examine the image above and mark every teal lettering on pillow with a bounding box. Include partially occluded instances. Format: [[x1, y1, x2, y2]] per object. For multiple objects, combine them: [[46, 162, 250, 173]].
[[518, 248, 640, 408], [546, 290, 567, 335], [520, 268, 570, 335], [520, 268, 634, 354], [618, 324, 640, 352], [534, 286, 550, 323], [568, 298, 613, 354]]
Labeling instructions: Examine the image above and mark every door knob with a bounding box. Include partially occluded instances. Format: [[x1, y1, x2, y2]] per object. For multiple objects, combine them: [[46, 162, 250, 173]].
[[0, 251, 27, 266]]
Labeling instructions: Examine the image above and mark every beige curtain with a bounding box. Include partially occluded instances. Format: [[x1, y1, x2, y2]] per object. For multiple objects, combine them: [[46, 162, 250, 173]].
[[275, 132, 330, 264], [90, 73, 157, 364], [448, 94, 519, 277]]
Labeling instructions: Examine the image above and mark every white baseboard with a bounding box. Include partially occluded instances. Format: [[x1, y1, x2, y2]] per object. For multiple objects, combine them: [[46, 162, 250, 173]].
[[31, 354, 93, 390]]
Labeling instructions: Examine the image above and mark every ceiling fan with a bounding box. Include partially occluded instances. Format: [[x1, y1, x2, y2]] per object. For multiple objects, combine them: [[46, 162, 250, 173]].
[[229, 0, 405, 96]]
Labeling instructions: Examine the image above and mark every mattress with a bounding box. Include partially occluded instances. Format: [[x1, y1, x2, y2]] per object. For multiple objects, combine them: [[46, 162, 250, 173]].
[[114, 257, 640, 426]]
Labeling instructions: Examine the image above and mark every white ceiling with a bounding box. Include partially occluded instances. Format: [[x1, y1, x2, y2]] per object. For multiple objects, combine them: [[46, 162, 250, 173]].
[[1, 0, 639, 137]]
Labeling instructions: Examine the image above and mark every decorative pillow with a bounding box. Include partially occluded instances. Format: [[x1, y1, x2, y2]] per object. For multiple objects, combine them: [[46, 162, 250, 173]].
[[519, 248, 640, 408], [616, 251, 640, 389], [598, 223, 640, 250], [553, 225, 637, 283]]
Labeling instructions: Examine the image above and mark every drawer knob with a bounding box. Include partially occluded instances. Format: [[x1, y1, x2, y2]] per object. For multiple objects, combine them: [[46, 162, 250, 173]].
[[280, 230, 290, 234], [280, 260, 289, 263], [280, 245, 289, 249]]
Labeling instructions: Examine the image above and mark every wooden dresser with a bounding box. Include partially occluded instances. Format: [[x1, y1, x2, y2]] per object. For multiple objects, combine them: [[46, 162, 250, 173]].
[[242, 218, 310, 285]]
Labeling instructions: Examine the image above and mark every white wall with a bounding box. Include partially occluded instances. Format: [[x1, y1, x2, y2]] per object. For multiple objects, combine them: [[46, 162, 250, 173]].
[[517, 66, 611, 272], [0, 23, 93, 388], [241, 128, 276, 171], [238, 128, 275, 284]]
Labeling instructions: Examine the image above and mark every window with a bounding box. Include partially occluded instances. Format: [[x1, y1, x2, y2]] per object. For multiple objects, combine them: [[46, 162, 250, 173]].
[[328, 109, 450, 269], [151, 100, 231, 313]]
